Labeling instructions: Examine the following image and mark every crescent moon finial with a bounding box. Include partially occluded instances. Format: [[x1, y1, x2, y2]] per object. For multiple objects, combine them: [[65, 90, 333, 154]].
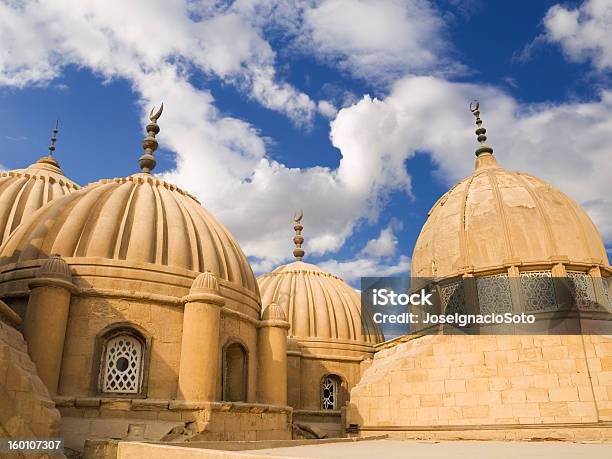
[[469, 100, 494, 157], [294, 209, 303, 223], [149, 103, 164, 123], [139, 103, 164, 173], [292, 211, 305, 260]]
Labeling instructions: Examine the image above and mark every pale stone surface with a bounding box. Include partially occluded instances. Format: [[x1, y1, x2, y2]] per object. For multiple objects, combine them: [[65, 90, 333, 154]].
[[0, 157, 80, 247], [116, 439, 612, 459], [58, 398, 292, 451], [0, 317, 62, 440], [412, 153, 609, 278], [258, 260, 383, 419], [347, 334, 612, 432], [250, 440, 612, 458]]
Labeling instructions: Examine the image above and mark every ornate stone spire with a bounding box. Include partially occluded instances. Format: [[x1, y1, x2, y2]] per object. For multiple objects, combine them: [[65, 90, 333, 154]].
[[293, 210, 305, 261], [139, 104, 163, 173], [48, 119, 59, 156], [469, 101, 493, 157], [35, 120, 61, 168]]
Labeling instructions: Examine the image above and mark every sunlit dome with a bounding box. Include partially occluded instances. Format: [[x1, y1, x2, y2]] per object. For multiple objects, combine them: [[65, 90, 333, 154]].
[[412, 104, 609, 279], [0, 124, 80, 246], [0, 107, 258, 296], [258, 214, 383, 344]]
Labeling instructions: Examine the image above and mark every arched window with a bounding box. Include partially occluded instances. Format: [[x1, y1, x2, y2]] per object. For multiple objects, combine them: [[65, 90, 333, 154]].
[[223, 342, 247, 402], [321, 374, 342, 410], [99, 331, 145, 394]]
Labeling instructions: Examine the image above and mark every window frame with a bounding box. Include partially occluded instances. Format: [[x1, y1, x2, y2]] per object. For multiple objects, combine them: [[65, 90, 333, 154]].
[[91, 323, 152, 398], [320, 374, 343, 410]]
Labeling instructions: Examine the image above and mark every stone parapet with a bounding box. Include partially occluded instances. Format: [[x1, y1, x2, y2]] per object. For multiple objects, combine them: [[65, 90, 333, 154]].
[[56, 397, 293, 451]]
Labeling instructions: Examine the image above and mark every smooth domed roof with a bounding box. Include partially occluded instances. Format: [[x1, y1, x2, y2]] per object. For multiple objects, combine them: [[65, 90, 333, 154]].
[[0, 173, 258, 294], [0, 156, 80, 246], [411, 153, 609, 278], [258, 260, 383, 344]]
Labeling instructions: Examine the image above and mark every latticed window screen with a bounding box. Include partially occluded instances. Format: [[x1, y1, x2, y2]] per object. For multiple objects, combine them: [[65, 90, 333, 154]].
[[101, 334, 143, 394], [477, 274, 513, 314], [567, 271, 597, 310], [440, 280, 466, 314], [520, 271, 557, 312], [321, 375, 338, 410]]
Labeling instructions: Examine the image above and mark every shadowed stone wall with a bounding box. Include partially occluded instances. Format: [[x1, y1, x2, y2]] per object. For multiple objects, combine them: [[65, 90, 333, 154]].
[[0, 309, 62, 441]]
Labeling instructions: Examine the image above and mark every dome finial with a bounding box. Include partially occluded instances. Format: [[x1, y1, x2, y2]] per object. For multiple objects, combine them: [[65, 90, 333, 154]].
[[48, 119, 59, 156], [139, 103, 163, 173], [293, 210, 305, 260], [34, 120, 61, 168], [469, 101, 493, 157]]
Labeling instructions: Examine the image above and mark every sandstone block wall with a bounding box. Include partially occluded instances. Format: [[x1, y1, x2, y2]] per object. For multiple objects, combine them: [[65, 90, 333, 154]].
[[347, 335, 612, 430], [56, 398, 291, 451], [0, 320, 62, 439]]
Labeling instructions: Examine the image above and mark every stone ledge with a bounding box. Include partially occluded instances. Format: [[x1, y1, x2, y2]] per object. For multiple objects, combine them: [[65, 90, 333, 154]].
[[57, 397, 292, 416], [75, 397, 102, 408], [132, 399, 170, 411], [358, 420, 612, 431], [294, 409, 342, 418]]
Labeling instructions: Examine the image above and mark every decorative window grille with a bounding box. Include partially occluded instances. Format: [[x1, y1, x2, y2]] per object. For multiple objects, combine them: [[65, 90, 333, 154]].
[[101, 334, 143, 394], [477, 274, 513, 314], [520, 271, 557, 312], [567, 271, 597, 310], [440, 280, 466, 314], [321, 375, 338, 410]]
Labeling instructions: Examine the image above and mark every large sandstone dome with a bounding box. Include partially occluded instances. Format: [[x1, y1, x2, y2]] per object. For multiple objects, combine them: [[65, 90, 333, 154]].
[[0, 109, 258, 300], [412, 149, 608, 279], [0, 172, 257, 294], [259, 260, 383, 344], [0, 156, 80, 246]]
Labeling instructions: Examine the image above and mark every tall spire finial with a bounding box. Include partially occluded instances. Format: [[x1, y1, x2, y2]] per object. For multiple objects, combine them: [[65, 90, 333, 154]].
[[293, 210, 305, 261], [48, 119, 59, 156], [139, 103, 163, 173], [469, 101, 493, 157]]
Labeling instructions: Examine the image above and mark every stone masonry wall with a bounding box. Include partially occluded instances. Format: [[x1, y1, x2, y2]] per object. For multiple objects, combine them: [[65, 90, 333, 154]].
[[347, 335, 612, 431], [57, 398, 291, 451], [0, 320, 62, 439]]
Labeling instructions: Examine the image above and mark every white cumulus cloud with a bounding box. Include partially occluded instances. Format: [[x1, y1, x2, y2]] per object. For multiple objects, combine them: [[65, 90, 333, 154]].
[[329, 75, 612, 248], [544, 0, 612, 71]]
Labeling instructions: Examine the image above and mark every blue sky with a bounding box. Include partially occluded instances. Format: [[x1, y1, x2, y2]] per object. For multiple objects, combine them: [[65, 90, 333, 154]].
[[1, 0, 611, 286]]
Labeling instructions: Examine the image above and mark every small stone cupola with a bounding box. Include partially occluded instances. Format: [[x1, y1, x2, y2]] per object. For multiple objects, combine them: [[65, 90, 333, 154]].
[[23, 254, 75, 395], [258, 302, 290, 406], [178, 271, 226, 401]]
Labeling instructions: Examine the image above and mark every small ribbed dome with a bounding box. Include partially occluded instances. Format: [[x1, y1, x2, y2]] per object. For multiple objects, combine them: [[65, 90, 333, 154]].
[[412, 153, 609, 278], [0, 173, 257, 294], [262, 302, 287, 321], [258, 261, 383, 344], [0, 157, 80, 245], [37, 254, 72, 280], [191, 271, 220, 292]]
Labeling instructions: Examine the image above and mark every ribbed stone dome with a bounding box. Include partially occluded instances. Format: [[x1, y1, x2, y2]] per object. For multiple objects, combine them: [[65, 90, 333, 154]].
[[258, 261, 383, 344], [0, 157, 80, 245], [0, 173, 258, 294], [261, 302, 287, 321], [412, 153, 609, 278]]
